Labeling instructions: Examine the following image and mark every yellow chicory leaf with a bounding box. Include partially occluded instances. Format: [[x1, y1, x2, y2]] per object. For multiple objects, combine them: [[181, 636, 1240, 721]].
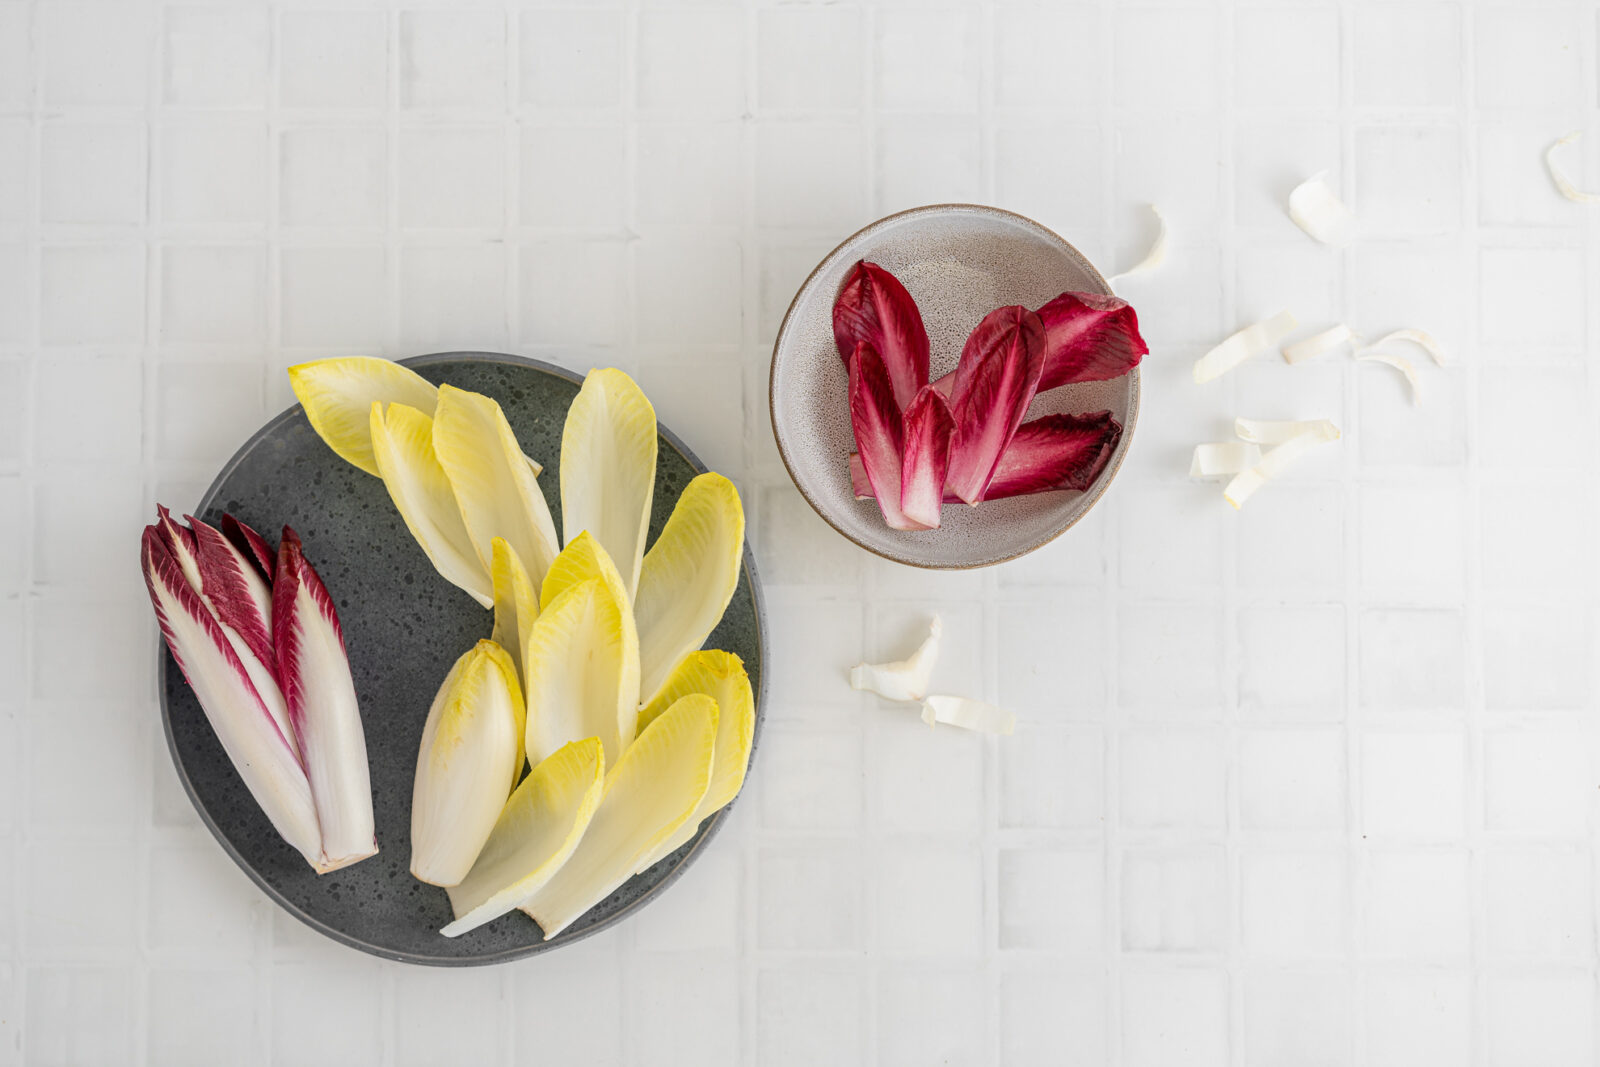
[[524, 576, 640, 768], [410, 640, 526, 887], [633, 650, 755, 872], [519, 693, 717, 939], [560, 369, 657, 600], [441, 737, 605, 938], [633, 472, 745, 709], [432, 384, 560, 587], [370, 402, 494, 608], [289, 357, 440, 477], [490, 536, 539, 695]]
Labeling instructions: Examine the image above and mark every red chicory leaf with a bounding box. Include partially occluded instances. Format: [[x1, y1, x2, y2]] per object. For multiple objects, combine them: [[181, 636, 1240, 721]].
[[189, 514, 276, 671], [849, 343, 922, 531], [930, 291, 1147, 395], [899, 386, 955, 529], [223, 513, 276, 581], [833, 261, 930, 412], [944, 305, 1048, 506]]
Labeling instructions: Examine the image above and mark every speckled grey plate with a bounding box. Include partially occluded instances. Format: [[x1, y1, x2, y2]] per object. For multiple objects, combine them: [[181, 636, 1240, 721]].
[[770, 204, 1140, 569], [159, 352, 766, 966]]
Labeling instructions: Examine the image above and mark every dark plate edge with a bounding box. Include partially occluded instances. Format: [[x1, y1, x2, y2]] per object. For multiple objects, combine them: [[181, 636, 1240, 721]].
[[158, 350, 769, 967]]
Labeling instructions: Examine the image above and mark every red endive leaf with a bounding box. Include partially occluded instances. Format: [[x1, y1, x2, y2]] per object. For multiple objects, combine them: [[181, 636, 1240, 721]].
[[833, 261, 930, 412], [1033, 292, 1147, 391], [899, 386, 955, 529], [945, 306, 1047, 505], [850, 411, 1122, 503], [189, 515, 276, 671], [155, 504, 203, 593], [273, 526, 378, 873], [223, 514, 276, 581], [849, 343, 921, 531]]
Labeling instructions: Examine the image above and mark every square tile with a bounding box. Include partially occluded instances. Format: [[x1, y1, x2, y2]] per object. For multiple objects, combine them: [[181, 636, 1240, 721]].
[[758, 727, 861, 833], [1243, 970, 1352, 1066], [1353, 126, 1463, 237], [39, 3, 150, 106], [147, 968, 254, 1067], [1119, 482, 1223, 590], [876, 11, 978, 113], [1001, 971, 1106, 1067], [1235, 6, 1339, 110], [876, 119, 981, 213], [1121, 969, 1229, 1067], [280, 245, 386, 349], [32, 595, 149, 701], [1347, 244, 1470, 364], [279, 10, 387, 109], [1479, 122, 1584, 227], [517, 239, 625, 348], [1240, 850, 1347, 958], [40, 122, 145, 224], [758, 240, 833, 344], [1478, 367, 1589, 468], [1483, 605, 1591, 712], [159, 120, 268, 225], [521, 11, 622, 109], [40, 245, 146, 345], [0, 120, 29, 227], [757, 847, 861, 951], [996, 5, 1101, 109], [1234, 241, 1340, 322], [1363, 731, 1465, 838], [761, 600, 862, 719], [1121, 848, 1226, 953], [1000, 727, 1102, 831], [757, 8, 862, 112], [999, 849, 1102, 953], [163, 6, 268, 107], [1359, 608, 1467, 711], [24, 704, 142, 829], [33, 473, 144, 594], [1118, 603, 1224, 714], [998, 597, 1108, 718], [879, 847, 984, 955], [25, 967, 134, 1065], [1239, 604, 1345, 718], [1239, 729, 1345, 831], [757, 967, 864, 1067], [33, 353, 140, 464], [1483, 849, 1591, 960], [756, 123, 867, 230], [147, 840, 258, 954], [635, 236, 741, 344], [637, 10, 743, 116], [521, 125, 626, 228], [155, 362, 263, 462], [160, 245, 266, 345], [280, 126, 387, 228], [271, 964, 382, 1067], [399, 245, 508, 352], [400, 10, 505, 110], [1360, 481, 1466, 592], [871, 720, 983, 834], [636, 122, 743, 226], [1365, 973, 1471, 1067], [1365, 850, 1470, 960], [1114, 121, 1225, 255], [0, 5, 31, 109], [1119, 729, 1226, 830], [397, 125, 506, 228], [994, 122, 1104, 250], [1486, 974, 1595, 1067], [1358, 360, 1467, 467], [511, 937, 619, 1063], [1114, 6, 1217, 112], [1352, 5, 1461, 107], [1236, 485, 1343, 593], [393, 969, 502, 1066], [877, 969, 987, 1067], [1481, 481, 1589, 592], [1476, 8, 1583, 109], [1484, 729, 1590, 835], [755, 487, 863, 587], [1480, 245, 1586, 352], [25, 838, 137, 954], [995, 508, 1107, 587]]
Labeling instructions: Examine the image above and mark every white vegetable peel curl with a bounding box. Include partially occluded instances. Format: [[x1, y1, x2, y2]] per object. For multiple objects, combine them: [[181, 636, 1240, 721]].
[[1224, 420, 1340, 510], [1288, 172, 1357, 245], [1105, 204, 1168, 289], [1190, 442, 1262, 478], [1194, 311, 1299, 384], [921, 696, 1015, 736], [1546, 132, 1600, 205], [1282, 323, 1357, 365], [850, 616, 942, 702], [1361, 328, 1446, 368]]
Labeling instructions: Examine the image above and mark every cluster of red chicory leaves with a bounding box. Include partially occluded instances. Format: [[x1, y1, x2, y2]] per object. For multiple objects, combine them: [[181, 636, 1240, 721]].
[[834, 261, 1148, 531]]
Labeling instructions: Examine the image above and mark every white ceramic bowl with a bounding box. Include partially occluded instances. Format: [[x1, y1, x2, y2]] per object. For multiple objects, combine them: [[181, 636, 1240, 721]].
[[769, 204, 1141, 569]]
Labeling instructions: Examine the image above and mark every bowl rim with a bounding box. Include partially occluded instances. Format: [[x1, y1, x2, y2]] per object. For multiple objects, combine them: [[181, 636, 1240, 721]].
[[767, 202, 1143, 571], [159, 350, 769, 966]]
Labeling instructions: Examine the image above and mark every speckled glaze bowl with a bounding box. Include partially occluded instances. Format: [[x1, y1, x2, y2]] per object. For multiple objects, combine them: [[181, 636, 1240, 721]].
[[770, 204, 1140, 569], [159, 352, 766, 966]]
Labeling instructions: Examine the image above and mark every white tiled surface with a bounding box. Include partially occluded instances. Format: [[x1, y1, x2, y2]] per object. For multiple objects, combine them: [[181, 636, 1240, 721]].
[[3, 0, 1600, 1062]]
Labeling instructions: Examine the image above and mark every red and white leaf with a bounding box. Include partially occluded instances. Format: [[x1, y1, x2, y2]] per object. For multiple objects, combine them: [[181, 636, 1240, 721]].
[[898, 386, 955, 529], [1032, 292, 1147, 391], [944, 306, 1047, 505], [833, 260, 930, 412], [849, 343, 921, 531], [273, 526, 378, 874], [222, 514, 276, 581]]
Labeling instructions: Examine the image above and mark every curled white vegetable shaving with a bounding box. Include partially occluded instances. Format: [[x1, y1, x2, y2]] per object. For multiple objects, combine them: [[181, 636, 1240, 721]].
[[1224, 421, 1340, 510], [1545, 132, 1600, 205], [1356, 351, 1421, 405], [1193, 311, 1298, 384], [1234, 417, 1339, 446], [1282, 323, 1357, 365], [920, 696, 1015, 736], [1288, 172, 1356, 245], [1190, 442, 1262, 478], [850, 616, 942, 702], [1362, 328, 1446, 367], [1105, 204, 1168, 289]]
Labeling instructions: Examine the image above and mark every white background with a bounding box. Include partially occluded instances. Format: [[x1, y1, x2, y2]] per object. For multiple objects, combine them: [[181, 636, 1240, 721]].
[[3, 0, 1600, 1063]]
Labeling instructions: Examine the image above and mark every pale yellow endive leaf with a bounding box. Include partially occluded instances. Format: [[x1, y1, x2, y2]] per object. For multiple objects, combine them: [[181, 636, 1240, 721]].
[[432, 384, 560, 587], [524, 577, 640, 768], [560, 368, 657, 599], [634, 650, 755, 872], [442, 737, 605, 937], [290, 357, 440, 477], [410, 640, 526, 887], [490, 536, 540, 697], [540, 530, 631, 614], [633, 473, 745, 708], [519, 694, 717, 938], [369, 402, 494, 608]]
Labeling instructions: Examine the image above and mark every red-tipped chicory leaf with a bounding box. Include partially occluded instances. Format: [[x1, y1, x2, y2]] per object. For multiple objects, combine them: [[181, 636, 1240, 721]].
[[155, 504, 203, 592], [899, 386, 955, 529], [189, 515, 275, 670], [223, 514, 276, 581], [143, 526, 323, 870], [930, 291, 1146, 395], [850, 411, 1122, 503], [849, 343, 922, 531], [944, 306, 1047, 506], [833, 261, 930, 412], [273, 526, 378, 874]]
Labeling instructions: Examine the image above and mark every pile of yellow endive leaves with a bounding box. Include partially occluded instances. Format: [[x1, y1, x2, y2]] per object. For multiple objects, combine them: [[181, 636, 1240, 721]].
[[289, 358, 751, 939]]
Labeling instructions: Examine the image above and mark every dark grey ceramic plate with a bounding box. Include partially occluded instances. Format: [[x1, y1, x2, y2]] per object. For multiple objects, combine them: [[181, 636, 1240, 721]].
[[159, 352, 766, 966]]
